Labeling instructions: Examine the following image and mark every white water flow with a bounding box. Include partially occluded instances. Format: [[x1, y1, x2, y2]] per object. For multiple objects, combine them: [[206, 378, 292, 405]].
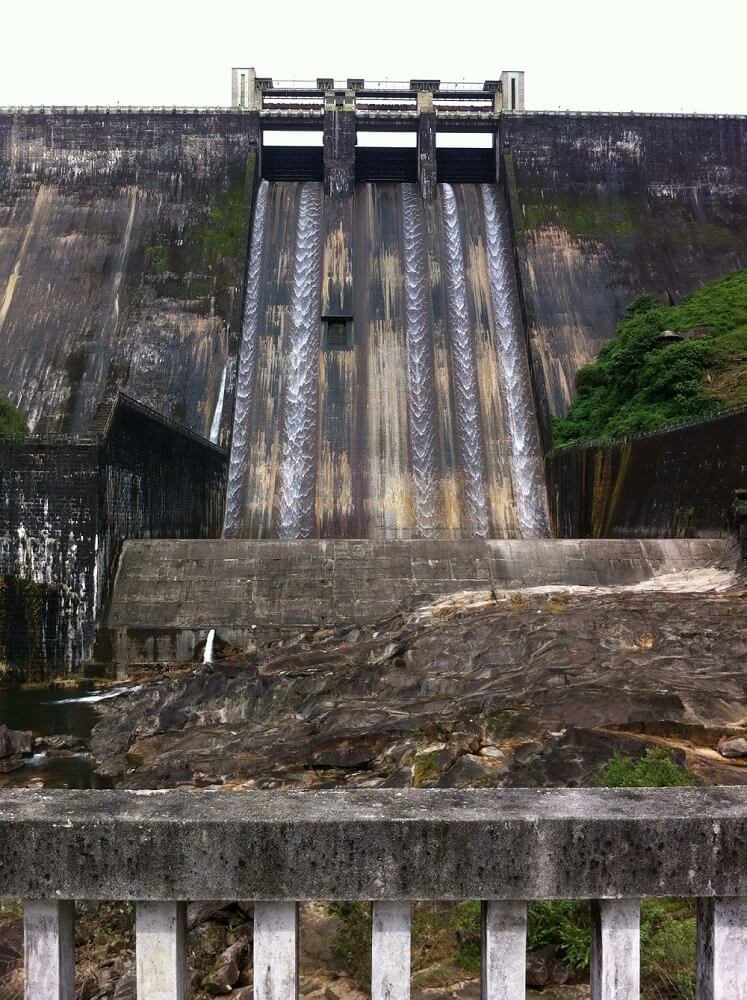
[[481, 185, 550, 538], [203, 628, 216, 665], [209, 365, 227, 444], [278, 184, 323, 538], [223, 180, 270, 537], [402, 186, 439, 535], [440, 184, 490, 537]]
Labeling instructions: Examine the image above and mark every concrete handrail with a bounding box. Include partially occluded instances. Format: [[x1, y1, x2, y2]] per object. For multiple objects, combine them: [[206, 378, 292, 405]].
[[2, 788, 745, 998]]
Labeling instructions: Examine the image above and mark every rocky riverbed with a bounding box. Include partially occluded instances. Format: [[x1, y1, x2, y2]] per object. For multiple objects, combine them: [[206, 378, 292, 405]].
[[90, 586, 747, 792]]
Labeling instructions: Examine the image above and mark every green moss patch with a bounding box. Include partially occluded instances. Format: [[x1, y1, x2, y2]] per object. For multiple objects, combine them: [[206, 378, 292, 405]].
[[0, 395, 28, 439]]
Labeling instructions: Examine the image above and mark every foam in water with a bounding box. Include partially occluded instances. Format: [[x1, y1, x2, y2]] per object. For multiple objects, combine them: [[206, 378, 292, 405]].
[[481, 185, 550, 538], [440, 184, 489, 537], [223, 180, 270, 537], [278, 183, 323, 538], [402, 185, 440, 535]]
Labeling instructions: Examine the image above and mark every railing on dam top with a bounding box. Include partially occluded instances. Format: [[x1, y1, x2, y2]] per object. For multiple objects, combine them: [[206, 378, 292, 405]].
[[1, 788, 746, 999]]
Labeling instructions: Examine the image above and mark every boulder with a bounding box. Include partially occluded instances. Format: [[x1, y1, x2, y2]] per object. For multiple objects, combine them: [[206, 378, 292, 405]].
[[0, 725, 32, 760], [718, 736, 747, 759], [205, 941, 248, 995]]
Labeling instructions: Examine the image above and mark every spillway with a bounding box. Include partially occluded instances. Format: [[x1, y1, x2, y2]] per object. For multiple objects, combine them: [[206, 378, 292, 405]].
[[278, 184, 324, 538], [439, 184, 490, 538], [223, 180, 269, 538], [481, 185, 550, 538], [402, 185, 439, 535]]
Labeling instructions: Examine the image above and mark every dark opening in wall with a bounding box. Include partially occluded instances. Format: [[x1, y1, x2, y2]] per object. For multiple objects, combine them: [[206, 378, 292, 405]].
[[355, 148, 418, 182], [511, 77, 517, 110], [262, 146, 324, 181], [436, 148, 496, 183], [324, 318, 353, 350]]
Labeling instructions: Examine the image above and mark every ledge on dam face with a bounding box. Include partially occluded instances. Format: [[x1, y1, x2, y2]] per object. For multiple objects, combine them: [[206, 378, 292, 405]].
[[101, 536, 735, 664]]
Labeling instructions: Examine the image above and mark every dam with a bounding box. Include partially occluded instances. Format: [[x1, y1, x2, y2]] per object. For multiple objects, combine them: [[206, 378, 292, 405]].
[[0, 73, 746, 672]]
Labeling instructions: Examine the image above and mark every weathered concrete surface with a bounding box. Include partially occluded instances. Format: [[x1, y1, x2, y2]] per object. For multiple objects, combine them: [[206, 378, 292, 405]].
[[0, 787, 746, 900], [0, 112, 258, 439], [501, 115, 747, 426], [102, 537, 733, 662], [548, 408, 747, 539]]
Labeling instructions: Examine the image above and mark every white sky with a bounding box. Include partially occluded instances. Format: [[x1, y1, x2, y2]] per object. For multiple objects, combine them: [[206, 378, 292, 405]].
[[1, 0, 745, 114]]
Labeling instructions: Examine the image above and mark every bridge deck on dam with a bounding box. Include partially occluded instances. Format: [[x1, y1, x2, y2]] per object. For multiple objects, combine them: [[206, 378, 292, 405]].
[[102, 537, 733, 664]]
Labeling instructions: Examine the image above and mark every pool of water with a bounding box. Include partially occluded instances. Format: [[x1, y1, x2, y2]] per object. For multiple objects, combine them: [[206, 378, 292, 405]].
[[0, 685, 131, 789]]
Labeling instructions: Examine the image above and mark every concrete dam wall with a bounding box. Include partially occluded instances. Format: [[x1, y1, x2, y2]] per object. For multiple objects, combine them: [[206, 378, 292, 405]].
[[0, 111, 258, 440], [502, 114, 747, 428], [547, 408, 747, 540], [224, 180, 548, 540]]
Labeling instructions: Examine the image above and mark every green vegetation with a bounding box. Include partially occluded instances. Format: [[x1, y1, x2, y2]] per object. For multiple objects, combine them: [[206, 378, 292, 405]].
[[0, 394, 28, 439], [595, 747, 697, 788], [553, 270, 747, 446]]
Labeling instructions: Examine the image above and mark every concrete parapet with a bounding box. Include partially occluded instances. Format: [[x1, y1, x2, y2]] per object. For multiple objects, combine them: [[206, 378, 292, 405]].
[[4, 787, 746, 999]]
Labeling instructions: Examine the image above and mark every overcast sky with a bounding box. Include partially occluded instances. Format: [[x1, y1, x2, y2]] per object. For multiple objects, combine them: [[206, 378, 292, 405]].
[[1, 0, 745, 114]]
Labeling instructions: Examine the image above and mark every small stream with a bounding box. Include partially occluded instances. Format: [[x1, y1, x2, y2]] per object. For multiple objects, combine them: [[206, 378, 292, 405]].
[[0, 685, 130, 789]]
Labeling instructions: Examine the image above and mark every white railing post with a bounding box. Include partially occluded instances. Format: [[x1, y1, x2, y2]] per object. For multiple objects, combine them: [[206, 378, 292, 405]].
[[590, 899, 640, 1000], [135, 901, 187, 1000], [697, 898, 747, 1000], [24, 899, 75, 1000], [372, 901, 411, 1000], [253, 902, 299, 1000], [481, 900, 527, 999]]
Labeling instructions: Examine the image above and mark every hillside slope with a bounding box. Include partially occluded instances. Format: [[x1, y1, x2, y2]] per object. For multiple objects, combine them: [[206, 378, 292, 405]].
[[553, 270, 747, 446]]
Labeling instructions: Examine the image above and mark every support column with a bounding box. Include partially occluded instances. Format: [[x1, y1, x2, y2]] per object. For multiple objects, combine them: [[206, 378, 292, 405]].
[[372, 901, 411, 1000], [417, 111, 437, 201], [24, 900, 75, 1000], [697, 897, 747, 1000], [136, 901, 187, 1000], [323, 93, 356, 198], [254, 902, 299, 1000], [481, 900, 527, 999], [590, 899, 640, 1000]]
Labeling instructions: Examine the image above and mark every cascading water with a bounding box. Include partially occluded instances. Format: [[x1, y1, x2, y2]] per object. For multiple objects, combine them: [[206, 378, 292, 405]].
[[440, 184, 490, 537], [402, 185, 439, 535], [203, 629, 216, 665], [223, 180, 270, 538], [209, 365, 226, 444], [278, 184, 323, 539], [481, 185, 550, 538]]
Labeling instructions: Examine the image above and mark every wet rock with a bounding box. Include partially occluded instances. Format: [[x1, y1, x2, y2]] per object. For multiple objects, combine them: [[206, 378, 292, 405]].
[[479, 745, 506, 760], [718, 736, 747, 758], [205, 941, 248, 994], [311, 740, 377, 770], [113, 971, 136, 1000], [0, 725, 32, 760], [437, 753, 507, 788], [526, 945, 573, 987], [34, 733, 84, 753]]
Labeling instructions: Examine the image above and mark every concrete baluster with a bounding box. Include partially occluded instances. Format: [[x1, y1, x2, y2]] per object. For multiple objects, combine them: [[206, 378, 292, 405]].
[[590, 899, 640, 1000], [372, 901, 411, 1000], [697, 898, 747, 1000], [24, 900, 75, 1000], [481, 900, 527, 999], [135, 902, 187, 1000], [254, 902, 299, 1000]]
